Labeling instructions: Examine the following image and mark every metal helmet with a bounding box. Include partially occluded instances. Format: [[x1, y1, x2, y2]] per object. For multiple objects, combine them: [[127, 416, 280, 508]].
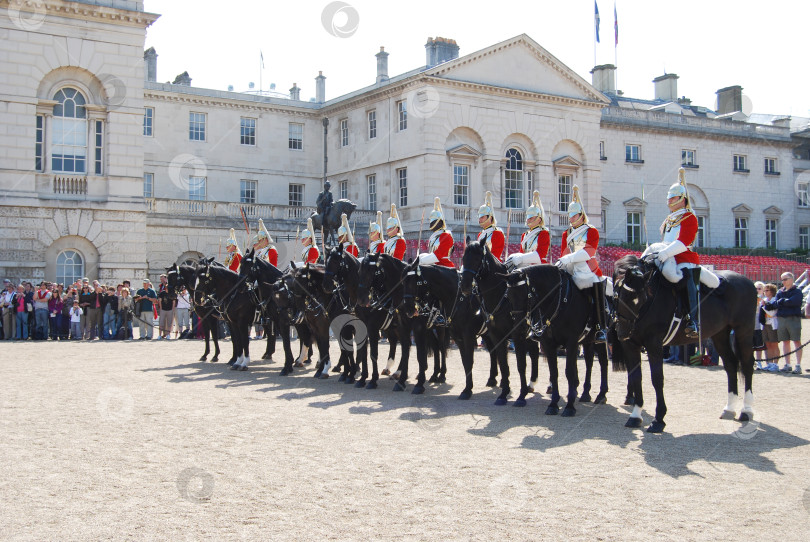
[[567, 185, 589, 222], [369, 211, 383, 236], [301, 217, 317, 244], [386, 204, 403, 234], [324, 180, 331, 189], [226, 228, 240, 250], [255, 219, 272, 243], [337, 213, 355, 245], [478, 191, 496, 224], [525, 190, 546, 227], [666, 167, 690, 209], [428, 197, 446, 229]]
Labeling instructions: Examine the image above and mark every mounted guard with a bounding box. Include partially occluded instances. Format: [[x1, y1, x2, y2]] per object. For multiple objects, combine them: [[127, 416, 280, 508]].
[[384, 204, 407, 260], [477, 191, 505, 261], [337, 213, 359, 257], [505, 190, 550, 271], [368, 211, 384, 255], [557, 185, 608, 343], [417, 197, 455, 268], [224, 228, 242, 272], [300, 217, 320, 265], [253, 219, 278, 267]]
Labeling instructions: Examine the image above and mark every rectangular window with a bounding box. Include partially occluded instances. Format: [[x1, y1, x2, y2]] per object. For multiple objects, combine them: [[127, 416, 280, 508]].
[[52, 116, 87, 173], [368, 110, 376, 139], [397, 100, 407, 131], [35, 115, 44, 172], [453, 164, 469, 206], [766, 218, 778, 248], [625, 144, 642, 163], [143, 172, 153, 198], [189, 112, 206, 141], [764, 157, 778, 175], [240, 180, 257, 204], [525, 171, 534, 207], [799, 183, 810, 208], [696, 215, 706, 248], [734, 217, 748, 248], [367, 174, 376, 210], [558, 174, 572, 212], [626, 212, 641, 244], [733, 154, 748, 172], [188, 176, 206, 201], [800, 226, 810, 250], [289, 183, 304, 206], [682, 149, 697, 167], [93, 120, 103, 175], [339, 180, 348, 200], [505, 169, 523, 209], [240, 117, 256, 146], [599, 140, 606, 160], [288, 122, 303, 150], [340, 118, 348, 147], [143, 107, 154, 136], [398, 168, 407, 207]]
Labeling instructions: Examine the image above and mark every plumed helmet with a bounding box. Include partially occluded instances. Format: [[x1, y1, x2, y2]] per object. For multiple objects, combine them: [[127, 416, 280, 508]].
[[226, 228, 240, 249], [369, 210, 383, 235], [478, 191, 496, 224], [386, 204, 403, 234], [525, 190, 546, 227], [666, 167, 690, 209], [324, 180, 331, 189], [428, 197, 445, 229], [255, 219, 272, 243], [567, 185, 589, 222], [301, 217, 317, 244], [337, 213, 355, 245]]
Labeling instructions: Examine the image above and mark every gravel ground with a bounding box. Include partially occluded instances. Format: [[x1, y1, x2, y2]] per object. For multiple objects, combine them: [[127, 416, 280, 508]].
[[1, 331, 809, 541]]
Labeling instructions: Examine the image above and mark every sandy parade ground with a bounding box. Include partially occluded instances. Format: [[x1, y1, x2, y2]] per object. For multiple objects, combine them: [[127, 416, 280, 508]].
[[2, 328, 810, 541]]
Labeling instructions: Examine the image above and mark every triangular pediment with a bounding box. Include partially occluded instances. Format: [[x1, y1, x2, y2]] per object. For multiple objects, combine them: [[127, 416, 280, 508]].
[[732, 203, 753, 215], [426, 34, 609, 104], [763, 205, 783, 215], [623, 197, 647, 208], [553, 155, 583, 169], [601, 196, 611, 207], [446, 143, 482, 159]]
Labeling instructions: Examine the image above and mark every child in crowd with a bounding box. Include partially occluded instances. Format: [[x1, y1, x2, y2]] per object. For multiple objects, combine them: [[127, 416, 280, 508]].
[[69, 300, 83, 340]]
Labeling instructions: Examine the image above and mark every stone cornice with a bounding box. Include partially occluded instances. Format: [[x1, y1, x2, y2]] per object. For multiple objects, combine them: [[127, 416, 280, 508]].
[[143, 90, 318, 118], [2, 0, 160, 29]]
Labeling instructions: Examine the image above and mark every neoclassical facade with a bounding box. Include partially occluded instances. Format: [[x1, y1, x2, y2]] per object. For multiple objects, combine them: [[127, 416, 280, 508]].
[[1, 0, 807, 284]]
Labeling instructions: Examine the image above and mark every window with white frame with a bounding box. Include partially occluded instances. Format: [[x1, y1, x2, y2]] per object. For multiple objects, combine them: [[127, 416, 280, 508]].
[[682, 149, 697, 167], [764, 157, 778, 175], [188, 176, 206, 200], [599, 140, 606, 160], [734, 217, 748, 247], [504, 149, 523, 209], [696, 215, 706, 248], [35, 115, 44, 172], [626, 212, 641, 244], [625, 144, 642, 163], [766, 218, 778, 248], [189, 112, 206, 141], [93, 120, 103, 175], [558, 174, 572, 212], [799, 183, 810, 208], [56, 250, 84, 287], [240, 118, 256, 146], [143, 172, 153, 198], [368, 110, 376, 139], [525, 171, 534, 206], [338, 180, 348, 200], [289, 183, 303, 206], [143, 107, 154, 136], [398, 168, 407, 207], [52, 88, 87, 173], [800, 226, 810, 250], [340, 119, 348, 147], [397, 100, 407, 131], [453, 164, 469, 206], [367, 174, 376, 210], [733, 154, 748, 172], [240, 180, 257, 204], [289, 122, 303, 150]]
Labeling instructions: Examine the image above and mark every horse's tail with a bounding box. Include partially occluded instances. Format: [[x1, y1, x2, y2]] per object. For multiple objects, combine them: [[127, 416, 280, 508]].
[[608, 327, 627, 372]]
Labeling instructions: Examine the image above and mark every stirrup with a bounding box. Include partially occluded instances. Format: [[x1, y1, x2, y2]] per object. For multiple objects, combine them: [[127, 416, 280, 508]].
[[594, 328, 607, 344]]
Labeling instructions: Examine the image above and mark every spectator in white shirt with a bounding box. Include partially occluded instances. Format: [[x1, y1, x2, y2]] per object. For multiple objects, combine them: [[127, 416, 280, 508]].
[[175, 286, 191, 338]]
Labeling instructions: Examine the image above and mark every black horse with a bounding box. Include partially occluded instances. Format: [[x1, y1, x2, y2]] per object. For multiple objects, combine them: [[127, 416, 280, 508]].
[[167, 262, 221, 362], [506, 264, 611, 417], [460, 242, 543, 406], [612, 254, 756, 432]]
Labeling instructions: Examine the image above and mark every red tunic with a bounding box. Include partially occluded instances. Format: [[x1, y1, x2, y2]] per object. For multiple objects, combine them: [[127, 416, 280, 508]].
[[345, 244, 359, 258], [369, 240, 384, 254], [428, 230, 455, 268], [478, 227, 505, 261], [520, 228, 550, 263], [266, 247, 278, 267], [226, 252, 241, 272], [560, 226, 603, 277], [303, 246, 320, 265], [663, 212, 700, 265], [385, 237, 406, 261]]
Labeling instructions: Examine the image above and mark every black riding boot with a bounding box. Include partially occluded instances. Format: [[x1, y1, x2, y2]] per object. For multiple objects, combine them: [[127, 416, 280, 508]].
[[592, 280, 607, 344], [682, 268, 700, 339]]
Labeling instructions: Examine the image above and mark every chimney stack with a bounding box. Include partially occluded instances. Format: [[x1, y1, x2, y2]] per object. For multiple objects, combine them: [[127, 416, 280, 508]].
[[172, 71, 191, 86], [315, 71, 326, 103], [144, 47, 157, 82], [716, 85, 743, 115], [290, 83, 300, 101], [590, 64, 616, 94], [425, 37, 459, 68], [653, 73, 678, 102], [376, 46, 389, 84]]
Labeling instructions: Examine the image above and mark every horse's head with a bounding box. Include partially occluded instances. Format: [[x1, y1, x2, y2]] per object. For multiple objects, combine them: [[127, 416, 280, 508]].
[[612, 254, 651, 340], [240, 248, 255, 280], [356, 253, 378, 307], [166, 263, 182, 296], [272, 273, 295, 310], [400, 259, 425, 318], [460, 241, 489, 296], [505, 269, 530, 320], [323, 244, 344, 294]]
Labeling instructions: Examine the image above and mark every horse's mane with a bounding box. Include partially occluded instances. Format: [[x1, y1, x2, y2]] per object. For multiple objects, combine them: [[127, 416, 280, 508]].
[[613, 254, 640, 279]]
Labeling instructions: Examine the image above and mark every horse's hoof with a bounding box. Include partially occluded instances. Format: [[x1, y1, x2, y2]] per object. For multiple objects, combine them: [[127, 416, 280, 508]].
[[238, 365, 249, 371], [412, 384, 425, 395], [579, 393, 592, 403], [738, 412, 752, 423], [594, 393, 607, 405], [294, 362, 304, 368], [381, 369, 390, 376], [485, 378, 497, 388], [428, 375, 438, 384], [392, 382, 406, 392], [229, 364, 239, 371], [331, 366, 341, 373], [719, 410, 736, 420], [545, 405, 559, 416], [280, 368, 291, 376], [546, 386, 553, 395], [313, 370, 323, 378], [647, 420, 666, 433], [365, 381, 378, 390], [625, 417, 643, 428], [354, 380, 366, 388], [494, 397, 507, 406], [199, 356, 207, 362], [437, 375, 446, 383], [227, 360, 236, 366], [210, 356, 219, 363], [561, 407, 576, 417], [345, 377, 356, 385], [304, 359, 312, 365], [458, 390, 472, 400], [319, 373, 329, 380], [514, 398, 527, 407], [338, 374, 347, 383]]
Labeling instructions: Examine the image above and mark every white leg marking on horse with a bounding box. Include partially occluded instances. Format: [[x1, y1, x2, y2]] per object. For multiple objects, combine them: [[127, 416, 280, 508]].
[[725, 392, 739, 412], [742, 390, 755, 415], [296, 345, 309, 365], [242, 356, 250, 368], [384, 358, 396, 373], [321, 359, 331, 373], [236, 355, 244, 367], [630, 405, 642, 419], [529, 379, 537, 392]]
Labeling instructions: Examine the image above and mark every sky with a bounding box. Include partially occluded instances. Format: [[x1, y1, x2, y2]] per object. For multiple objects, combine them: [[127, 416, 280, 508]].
[[142, 0, 809, 117]]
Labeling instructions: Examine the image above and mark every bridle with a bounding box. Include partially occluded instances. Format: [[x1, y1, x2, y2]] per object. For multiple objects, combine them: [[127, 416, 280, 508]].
[[612, 263, 657, 341], [507, 266, 567, 339], [461, 248, 509, 322], [402, 264, 462, 327], [324, 249, 353, 311]]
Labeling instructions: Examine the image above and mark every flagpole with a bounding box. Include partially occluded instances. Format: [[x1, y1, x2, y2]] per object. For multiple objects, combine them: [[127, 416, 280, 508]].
[[259, 51, 262, 94], [614, 1, 619, 90]]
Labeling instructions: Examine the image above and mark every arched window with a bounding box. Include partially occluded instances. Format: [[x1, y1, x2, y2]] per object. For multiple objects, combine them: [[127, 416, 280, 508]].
[[52, 88, 87, 173], [504, 148, 523, 209], [56, 250, 84, 285]]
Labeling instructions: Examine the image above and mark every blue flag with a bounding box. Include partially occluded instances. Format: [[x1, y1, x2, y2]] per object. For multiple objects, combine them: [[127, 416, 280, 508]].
[[595, 1, 601, 43]]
